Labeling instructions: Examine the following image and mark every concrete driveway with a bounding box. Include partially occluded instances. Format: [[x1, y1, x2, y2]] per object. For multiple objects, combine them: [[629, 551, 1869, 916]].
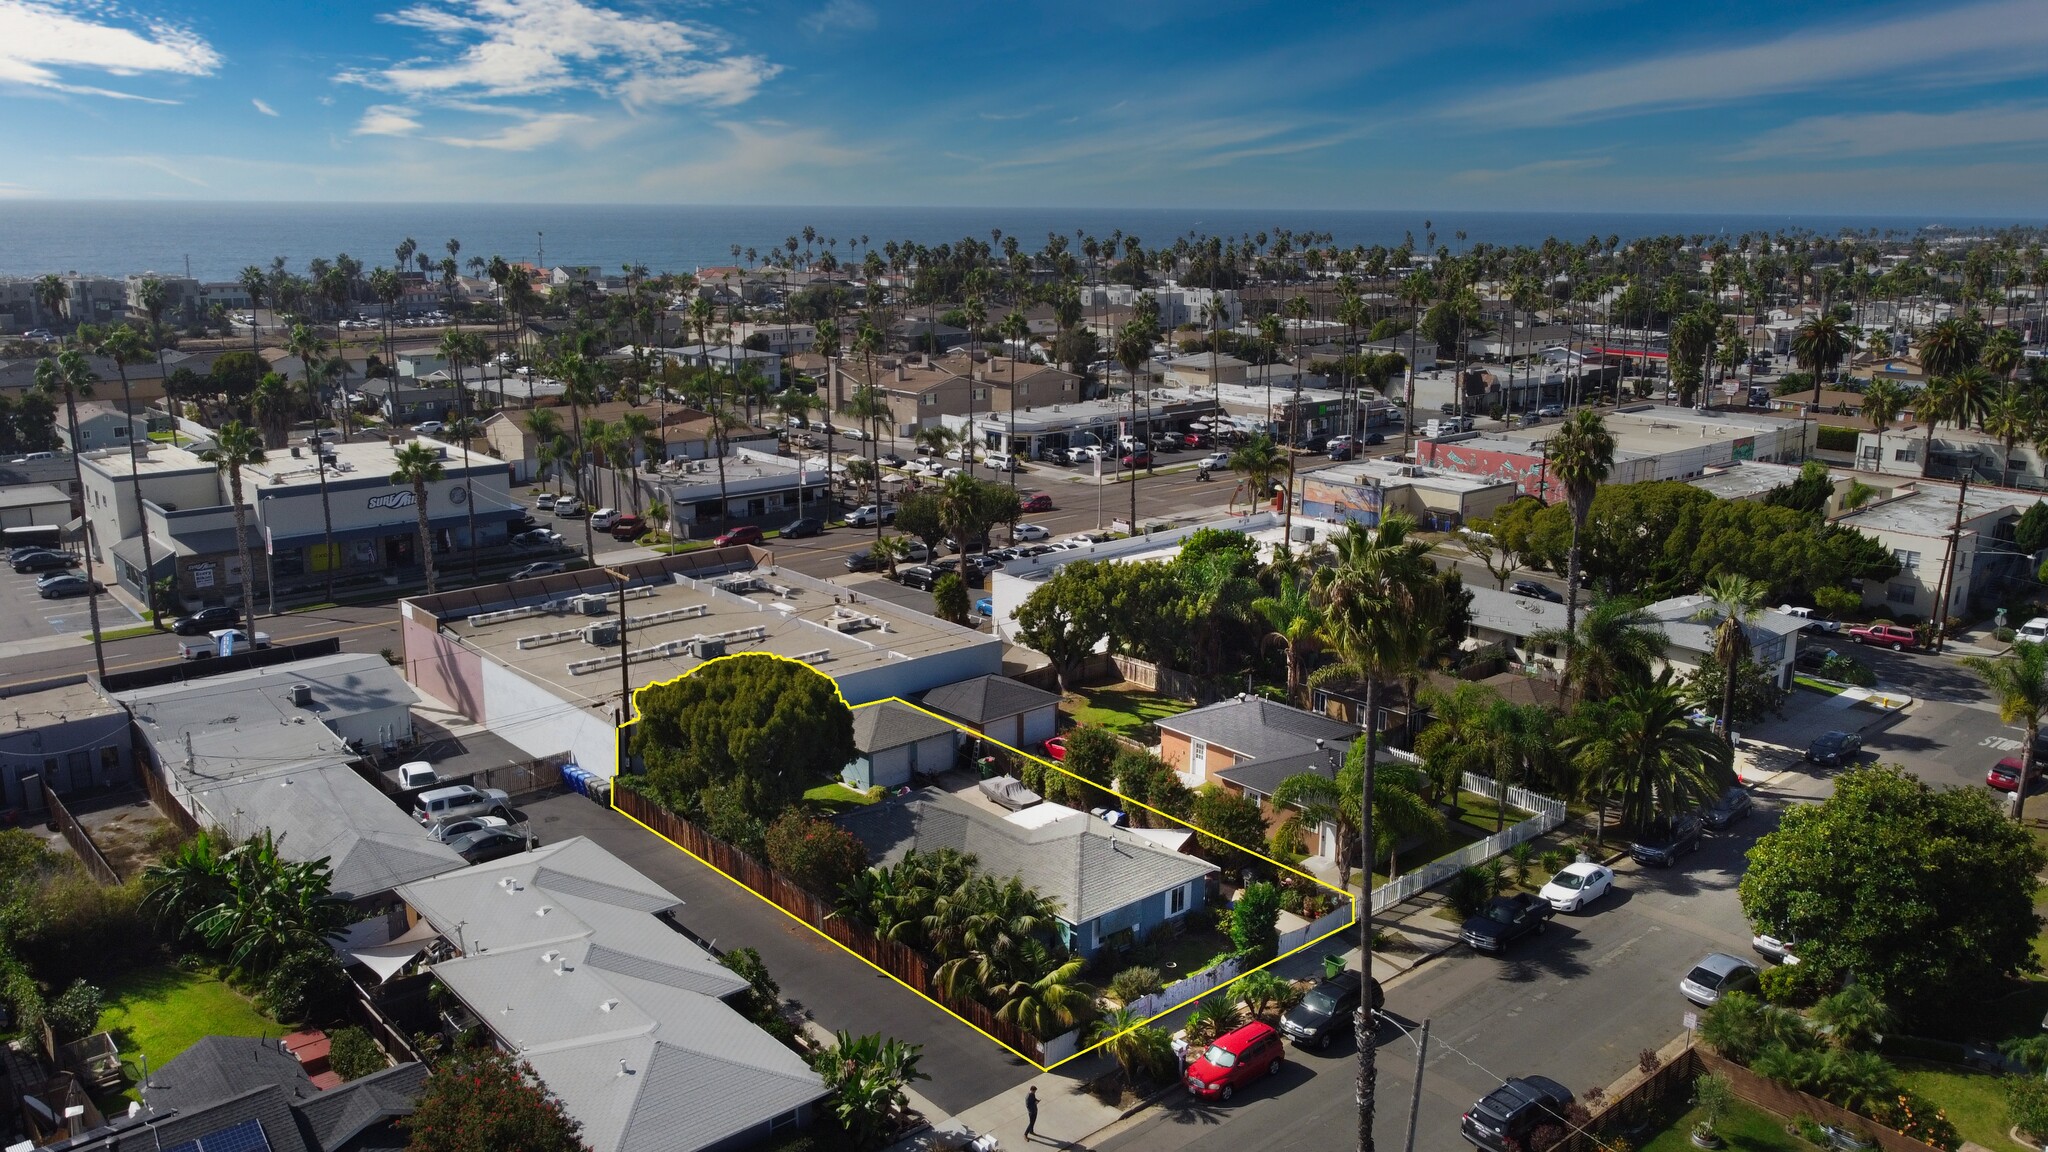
[[520, 791, 1037, 1114]]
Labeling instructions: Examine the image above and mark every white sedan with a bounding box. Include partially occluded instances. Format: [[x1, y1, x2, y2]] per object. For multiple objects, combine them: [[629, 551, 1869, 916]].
[[1011, 523, 1050, 541], [1538, 862, 1614, 912]]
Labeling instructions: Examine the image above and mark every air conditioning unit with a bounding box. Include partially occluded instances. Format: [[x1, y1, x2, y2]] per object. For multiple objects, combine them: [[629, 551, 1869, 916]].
[[693, 638, 726, 659], [583, 623, 619, 646], [579, 596, 610, 617], [1290, 525, 1316, 543]]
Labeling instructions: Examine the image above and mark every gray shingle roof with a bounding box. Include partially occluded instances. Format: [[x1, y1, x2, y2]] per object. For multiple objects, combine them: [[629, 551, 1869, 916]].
[[918, 675, 1061, 726], [850, 700, 960, 753], [291, 1063, 427, 1152], [149, 1038, 317, 1113], [1157, 696, 1358, 762], [836, 791, 1214, 925]]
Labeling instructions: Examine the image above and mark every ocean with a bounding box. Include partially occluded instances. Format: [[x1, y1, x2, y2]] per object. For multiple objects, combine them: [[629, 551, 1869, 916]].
[[1, 202, 2036, 283]]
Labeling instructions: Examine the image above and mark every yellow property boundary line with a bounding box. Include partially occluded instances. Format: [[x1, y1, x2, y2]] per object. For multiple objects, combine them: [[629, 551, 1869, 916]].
[[612, 652, 1357, 1072]]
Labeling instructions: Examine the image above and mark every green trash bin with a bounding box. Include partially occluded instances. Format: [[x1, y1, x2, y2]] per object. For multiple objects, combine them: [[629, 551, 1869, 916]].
[[1323, 953, 1345, 981]]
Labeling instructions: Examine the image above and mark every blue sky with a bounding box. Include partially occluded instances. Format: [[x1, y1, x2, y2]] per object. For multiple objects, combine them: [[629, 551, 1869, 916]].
[[2, 0, 2046, 213]]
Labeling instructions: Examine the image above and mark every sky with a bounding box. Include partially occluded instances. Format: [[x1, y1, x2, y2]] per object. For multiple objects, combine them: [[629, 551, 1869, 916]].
[[2, 0, 2046, 214]]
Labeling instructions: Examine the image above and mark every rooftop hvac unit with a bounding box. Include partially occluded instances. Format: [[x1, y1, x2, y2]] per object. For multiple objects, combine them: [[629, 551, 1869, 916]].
[[693, 638, 726, 659], [584, 623, 620, 646], [1289, 525, 1316, 543], [290, 684, 312, 706], [579, 596, 610, 617]]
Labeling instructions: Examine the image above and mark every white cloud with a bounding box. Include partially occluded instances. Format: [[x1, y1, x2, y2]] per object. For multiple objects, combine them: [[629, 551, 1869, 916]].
[[252, 97, 277, 117], [0, 0, 220, 102], [76, 153, 209, 187], [1730, 104, 2048, 161], [434, 111, 594, 150], [1451, 157, 1615, 184], [347, 0, 779, 109], [354, 104, 422, 136], [802, 0, 876, 36], [1443, 0, 2048, 126]]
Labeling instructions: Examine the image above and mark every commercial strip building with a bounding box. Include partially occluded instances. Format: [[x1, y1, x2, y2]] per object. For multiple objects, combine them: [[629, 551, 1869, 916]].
[[399, 548, 1003, 778], [649, 447, 833, 532], [78, 435, 518, 607], [1414, 406, 1812, 503], [1296, 458, 1519, 532]]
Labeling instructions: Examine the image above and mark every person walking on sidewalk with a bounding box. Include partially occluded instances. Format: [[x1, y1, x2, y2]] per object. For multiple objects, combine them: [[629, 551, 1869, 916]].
[[1023, 1086, 1039, 1141]]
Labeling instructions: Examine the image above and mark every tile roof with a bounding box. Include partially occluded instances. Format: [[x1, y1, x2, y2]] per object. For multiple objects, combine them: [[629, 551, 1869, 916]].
[[836, 790, 1214, 925], [850, 700, 960, 753], [918, 675, 1061, 727]]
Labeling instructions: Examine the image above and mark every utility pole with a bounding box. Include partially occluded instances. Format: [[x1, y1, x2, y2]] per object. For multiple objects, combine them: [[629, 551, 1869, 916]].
[[1929, 471, 1970, 654], [608, 566, 633, 776], [1403, 1020, 1431, 1152]]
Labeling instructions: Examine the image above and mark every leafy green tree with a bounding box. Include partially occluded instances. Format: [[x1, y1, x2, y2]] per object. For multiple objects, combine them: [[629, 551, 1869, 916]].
[[1739, 766, 2046, 1021], [403, 1047, 587, 1152], [327, 1027, 387, 1081], [894, 490, 946, 553], [1188, 785, 1270, 875], [931, 571, 970, 625], [2017, 501, 2048, 555], [45, 979, 102, 1041], [1229, 881, 1281, 964], [1763, 461, 1834, 516], [1682, 659, 1785, 727], [1111, 749, 1192, 826], [809, 1031, 930, 1151], [1012, 562, 1108, 692], [631, 655, 855, 825], [765, 814, 871, 897], [1962, 640, 2048, 821]]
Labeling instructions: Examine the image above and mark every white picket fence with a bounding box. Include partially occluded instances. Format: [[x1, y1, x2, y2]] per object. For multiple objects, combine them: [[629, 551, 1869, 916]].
[[1367, 772, 1567, 915]]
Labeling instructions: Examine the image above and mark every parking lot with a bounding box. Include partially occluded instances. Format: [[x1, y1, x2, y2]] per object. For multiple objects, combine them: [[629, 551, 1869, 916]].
[[0, 555, 138, 647]]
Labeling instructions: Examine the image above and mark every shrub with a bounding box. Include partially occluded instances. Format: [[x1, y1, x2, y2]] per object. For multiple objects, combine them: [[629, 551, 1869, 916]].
[[1815, 425, 1858, 452], [1539, 848, 1570, 875], [1637, 1048, 1662, 1074], [1758, 959, 1829, 1007], [328, 1027, 387, 1081], [1108, 966, 1163, 1006], [1446, 865, 1504, 919], [1996, 626, 2016, 643], [45, 979, 102, 1041], [2006, 1076, 2048, 1144], [1507, 843, 1534, 887], [765, 814, 870, 897], [262, 948, 349, 1023], [1873, 1090, 1959, 1151], [1229, 882, 1281, 964]]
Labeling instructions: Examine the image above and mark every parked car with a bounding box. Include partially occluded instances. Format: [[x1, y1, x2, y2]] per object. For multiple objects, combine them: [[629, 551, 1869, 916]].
[[1679, 952, 1761, 1007], [1806, 729, 1862, 766], [449, 826, 535, 865], [1537, 862, 1614, 912], [1989, 756, 2030, 792], [1508, 579, 1563, 603], [1752, 932, 1800, 965], [1042, 736, 1067, 761], [782, 517, 824, 539], [1020, 492, 1054, 513], [12, 550, 78, 573], [979, 775, 1041, 811], [171, 605, 241, 635], [1460, 894, 1552, 952], [973, 596, 992, 616], [37, 574, 100, 599], [397, 762, 439, 791], [177, 629, 270, 660], [1460, 1076, 1573, 1152], [1279, 970, 1382, 1049], [412, 784, 512, 826], [1848, 623, 1918, 651], [1701, 785, 1753, 829], [1120, 449, 1153, 469], [607, 515, 645, 540], [2018, 617, 2048, 645], [1629, 813, 1703, 866], [429, 814, 509, 843], [1361, 431, 1386, 446], [411, 421, 445, 434], [715, 525, 764, 547], [1011, 523, 1050, 542], [589, 508, 619, 530], [844, 550, 879, 573], [896, 564, 941, 591], [1184, 1021, 1285, 1101], [553, 497, 586, 518], [877, 452, 906, 468], [512, 561, 569, 580], [534, 493, 557, 513], [1538, 404, 1566, 417], [847, 503, 897, 527], [1795, 646, 1836, 672], [512, 529, 564, 551]]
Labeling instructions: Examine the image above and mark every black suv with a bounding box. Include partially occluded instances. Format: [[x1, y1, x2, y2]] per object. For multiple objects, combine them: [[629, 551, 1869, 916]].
[[1701, 785, 1752, 830], [896, 564, 941, 591], [172, 605, 241, 635], [1509, 579, 1564, 603], [1629, 812, 1703, 866], [1279, 970, 1383, 1049], [1461, 1076, 1574, 1152]]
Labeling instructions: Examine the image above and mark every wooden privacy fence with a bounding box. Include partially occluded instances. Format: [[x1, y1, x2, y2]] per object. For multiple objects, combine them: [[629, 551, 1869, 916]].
[[1697, 1050, 1945, 1152], [41, 782, 118, 886], [467, 753, 569, 799], [613, 787, 1047, 1064]]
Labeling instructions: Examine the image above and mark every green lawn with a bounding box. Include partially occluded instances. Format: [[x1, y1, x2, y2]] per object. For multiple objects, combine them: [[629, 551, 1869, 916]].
[[1151, 929, 1235, 981], [1894, 1058, 2032, 1152], [1639, 1100, 1806, 1152], [804, 781, 879, 815], [92, 624, 161, 643], [1063, 686, 1192, 738], [97, 965, 279, 1097], [1793, 676, 1847, 696]]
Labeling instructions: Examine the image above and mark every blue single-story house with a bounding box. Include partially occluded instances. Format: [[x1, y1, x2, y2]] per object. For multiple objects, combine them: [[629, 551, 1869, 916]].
[[837, 790, 1216, 957], [843, 701, 961, 790]]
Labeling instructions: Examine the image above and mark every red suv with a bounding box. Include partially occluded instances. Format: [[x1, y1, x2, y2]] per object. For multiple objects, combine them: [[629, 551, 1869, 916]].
[[1120, 449, 1154, 469], [1020, 492, 1054, 513], [715, 525, 764, 547], [1185, 1021, 1284, 1101], [1848, 623, 1918, 651]]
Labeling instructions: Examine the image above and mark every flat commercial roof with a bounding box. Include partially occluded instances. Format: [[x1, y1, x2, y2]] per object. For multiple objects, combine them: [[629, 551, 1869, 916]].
[[1426, 406, 1794, 461], [0, 483, 70, 512], [425, 550, 991, 704], [1686, 461, 1808, 501], [1837, 486, 2025, 537], [1313, 459, 1514, 495]]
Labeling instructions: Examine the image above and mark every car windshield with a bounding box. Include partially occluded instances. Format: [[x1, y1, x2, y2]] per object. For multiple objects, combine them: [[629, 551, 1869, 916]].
[[1550, 872, 1585, 891], [1302, 990, 1337, 1014], [1200, 1045, 1237, 1069], [1486, 904, 1517, 923], [1686, 965, 1728, 989]]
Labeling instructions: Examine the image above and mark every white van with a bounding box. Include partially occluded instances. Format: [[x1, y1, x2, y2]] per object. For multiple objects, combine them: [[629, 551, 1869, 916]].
[[985, 452, 1018, 472], [2019, 617, 2048, 645], [412, 784, 512, 826]]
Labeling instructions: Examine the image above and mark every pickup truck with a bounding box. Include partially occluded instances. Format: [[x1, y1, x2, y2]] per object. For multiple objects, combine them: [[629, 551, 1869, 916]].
[[178, 629, 272, 660], [1460, 894, 1553, 953], [1847, 623, 1918, 651]]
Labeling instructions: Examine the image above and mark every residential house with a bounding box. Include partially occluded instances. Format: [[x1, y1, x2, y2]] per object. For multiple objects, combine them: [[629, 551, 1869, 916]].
[[380, 837, 829, 1152], [1832, 481, 2030, 620], [844, 700, 961, 790], [1156, 694, 1360, 793], [918, 674, 1061, 752], [837, 790, 1214, 956], [657, 344, 783, 387], [356, 379, 460, 426], [830, 351, 1086, 443], [1639, 595, 1806, 691], [890, 317, 971, 352], [56, 400, 151, 453]]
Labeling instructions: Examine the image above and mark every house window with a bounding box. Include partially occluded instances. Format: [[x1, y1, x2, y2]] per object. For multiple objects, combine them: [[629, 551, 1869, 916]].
[[769, 1110, 799, 1133], [1893, 447, 1917, 462], [1169, 885, 1187, 915], [1893, 549, 1920, 570], [1189, 739, 1206, 777], [1887, 582, 1917, 605]]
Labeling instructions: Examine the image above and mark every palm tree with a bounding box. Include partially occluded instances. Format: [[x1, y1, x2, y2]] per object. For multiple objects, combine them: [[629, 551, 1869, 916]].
[[988, 954, 1095, 1039], [1309, 513, 1438, 1150], [1547, 410, 1616, 642], [1087, 1008, 1172, 1089], [999, 310, 1031, 483], [238, 266, 268, 355], [1567, 670, 1732, 840], [1860, 378, 1907, 434], [198, 421, 268, 623], [1252, 576, 1324, 707], [33, 273, 68, 334], [1961, 641, 2048, 822], [851, 320, 887, 541], [960, 297, 986, 477], [1227, 432, 1286, 515], [1273, 750, 1439, 890], [37, 349, 108, 674], [389, 441, 445, 593], [1531, 596, 1667, 704], [1113, 319, 1153, 531], [1918, 316, 1980, 382], [1792, 312, 1851, 427], [1692, 574, 1768, 745], [552, 349, 601, 557], [1982, 382, 2039, 489], [92, 323, 162, 624]]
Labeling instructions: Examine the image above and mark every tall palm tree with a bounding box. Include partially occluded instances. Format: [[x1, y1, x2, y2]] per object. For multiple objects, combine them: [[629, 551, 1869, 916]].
[[389, 441, 445, 593], [1692, 574, 1769, 745], [1860, 378, 1907, 435], [238, 266, 268, 355], [1982, 383, 2040, 489], [812, 318, 842, 510], [92, 323, 162, 625], [551, 349, 600, 556], [960, 296, 986, 477], [1547, 410, 1616, 643], [37, 349, 107, 673], [1309, 513, 1438, 1152], [198, 421, 267, 623], [1252, 575, 1324, 707], [1961, 641, 2048, 823], [1567, 670, 1732, 841], [1917, 316, 1980, 383], [33, 273, 68, 334], [1113, 319, 1153, 531], [851, 321, 887, 541], [1531, 596, 1667, 704], [999, 309, 1031, 484], [1227, 432, 1286, 515], [1792, 313, 1851, 431], [1272, 751, 1439, 890], [250, 372, 294, 448]]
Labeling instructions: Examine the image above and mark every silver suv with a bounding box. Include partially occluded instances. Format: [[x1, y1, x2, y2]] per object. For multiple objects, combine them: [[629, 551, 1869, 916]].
[[412, 784, 512, 826]]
